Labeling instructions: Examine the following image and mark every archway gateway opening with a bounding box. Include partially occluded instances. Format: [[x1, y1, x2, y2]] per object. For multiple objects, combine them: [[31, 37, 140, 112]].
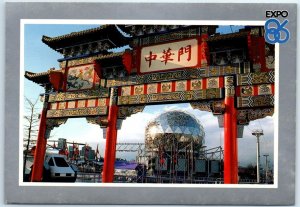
[[25, 24, 275, 184]]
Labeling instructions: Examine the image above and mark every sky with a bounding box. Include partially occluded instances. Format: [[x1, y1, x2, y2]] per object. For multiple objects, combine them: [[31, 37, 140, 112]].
[[23, 23, 274, 168]]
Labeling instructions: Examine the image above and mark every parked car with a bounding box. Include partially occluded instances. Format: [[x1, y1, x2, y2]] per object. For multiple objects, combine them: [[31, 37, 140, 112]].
[[43, 154, 77, 182]]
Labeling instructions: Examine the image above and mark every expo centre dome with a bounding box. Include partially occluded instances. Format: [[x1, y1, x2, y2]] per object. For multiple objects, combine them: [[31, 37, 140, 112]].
[[145, 110, 205, 150]]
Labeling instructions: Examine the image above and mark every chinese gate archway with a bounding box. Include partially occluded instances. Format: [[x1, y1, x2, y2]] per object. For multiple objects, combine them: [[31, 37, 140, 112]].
[[25, 24, 275, 184]]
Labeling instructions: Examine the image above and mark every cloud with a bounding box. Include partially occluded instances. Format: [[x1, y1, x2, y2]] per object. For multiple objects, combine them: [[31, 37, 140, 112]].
[[117, 111, 156, 142]]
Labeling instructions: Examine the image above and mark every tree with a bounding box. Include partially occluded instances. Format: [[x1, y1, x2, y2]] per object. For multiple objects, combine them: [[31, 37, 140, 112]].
[[23, 97, 40, 179]]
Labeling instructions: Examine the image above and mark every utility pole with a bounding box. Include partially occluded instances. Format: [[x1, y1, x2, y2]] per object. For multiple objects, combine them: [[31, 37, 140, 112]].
[[252, 129, 263, 184], [263, 154, 269, 183]]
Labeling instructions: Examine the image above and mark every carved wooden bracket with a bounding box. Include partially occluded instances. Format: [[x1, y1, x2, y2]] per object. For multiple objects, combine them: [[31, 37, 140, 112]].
[[118, 105, 145, 119], [190, 101, 225, 115], [190, 101, 212, 112], [86, 116, 108, 128], [212, 101, 225, 115], [237, 108, 274, 124]]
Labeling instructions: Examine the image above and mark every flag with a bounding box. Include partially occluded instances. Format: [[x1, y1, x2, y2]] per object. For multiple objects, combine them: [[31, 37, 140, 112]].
[[74, 144, 79, 160], [173, 147, 178, 164], [64, 142, 69, 158], [159, 146, 166, 166], [95, 144, 99, 160], [72, 141, 75, 160], [84, 144, 89, 160]]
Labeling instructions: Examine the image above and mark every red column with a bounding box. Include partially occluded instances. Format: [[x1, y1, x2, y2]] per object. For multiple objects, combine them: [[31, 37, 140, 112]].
[[102, 88, 119, 183], [31, 98, 48, 182], [232, 106, 238, 183], [224, 76, 238, 184]]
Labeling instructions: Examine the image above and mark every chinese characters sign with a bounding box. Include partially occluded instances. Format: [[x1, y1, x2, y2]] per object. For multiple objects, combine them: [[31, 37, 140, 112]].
[[140, 38, 200, 73]]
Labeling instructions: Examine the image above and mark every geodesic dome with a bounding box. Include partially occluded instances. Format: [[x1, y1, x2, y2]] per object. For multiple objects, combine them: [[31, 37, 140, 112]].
[[145, 110, 205, 151]]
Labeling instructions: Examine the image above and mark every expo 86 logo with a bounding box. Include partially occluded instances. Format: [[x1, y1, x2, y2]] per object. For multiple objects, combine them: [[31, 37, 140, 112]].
[[264, 16, 290, 44]]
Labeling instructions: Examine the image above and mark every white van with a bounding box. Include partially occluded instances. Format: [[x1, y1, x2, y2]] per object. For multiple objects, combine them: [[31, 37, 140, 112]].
[[43, 154, 77, 182]]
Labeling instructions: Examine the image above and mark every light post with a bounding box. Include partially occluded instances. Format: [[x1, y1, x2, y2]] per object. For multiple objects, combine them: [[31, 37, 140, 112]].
[[252, 129, 263, 184], [263, 154, 269, 183]]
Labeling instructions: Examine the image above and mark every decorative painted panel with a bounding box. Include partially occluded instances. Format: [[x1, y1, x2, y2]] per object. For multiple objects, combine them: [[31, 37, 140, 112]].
[[237, 95, 274, 108], [58, 102, 66, 109], [118, 89, 223, 105], [207, 77, 219, 88], [77, 100, 86, 108], [87, 99, 96, 107], [236, 84, 274, 97], [49, 98, 109, 115], [190, 79, 202, 90], [175, 80, 187, 91], [68, 101, 76, 108], [240, 86, 254, 96], [106, 63, 250, 88], [47, 107, 108, 118], [121, 86, 131, 96], [161, 82, 172, 93], [98, 98, 107, 106], [50, 103, 57, 110], [134, 85, 144, 95], [67, 64, 95, 91], [258, 84, 272, 95], [147, 83, 158, 94], [48, 88, 109, 102], [119, 78, 225, 100], [236, 71, 274, 86]]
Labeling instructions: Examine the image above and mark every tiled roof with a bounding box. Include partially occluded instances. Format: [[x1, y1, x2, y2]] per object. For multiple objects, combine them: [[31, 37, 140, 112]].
[[42, 25, 111, 43], [25, 69, 63, 85], [42, 25, 129, 51]]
